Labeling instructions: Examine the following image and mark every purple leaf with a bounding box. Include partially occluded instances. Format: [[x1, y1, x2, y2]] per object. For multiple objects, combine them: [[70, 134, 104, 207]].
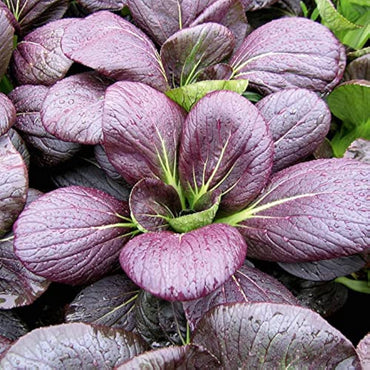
[[192, 302, 360, 367], [230, 17, 346, 94], [0, 4, 14, 80], [0, 93, 16, 136], [4, 0, 68, 35], [41, 72, 112, 145], [0, 310, 28, 341], [179, 90, 273, 212], [103, 81, 185, 185], [161, 23, 235, 86], [65, 274, 139, 331], [61, 10, 168, 92], [120, 223, 247, 301], [0, 135, 28, 237], [0, 323, 148, 368], [14, 186, 132, 285], [357, 334, 370, 369], [11, 19, 73, 86], [184, 263, 299, 330], [77, 0, 128, 12], [256, 88, 331, 172], [236, 159, 369, 262], [243, 0, 279, 11], [9, 85, 81, 167], [7, 129, 30, 169], [344, 54, 370, 81], [344, 138, 370, 163], [279, 255, 366, 281], [0, 336, 12, 356], [130, 179, 182, 232]]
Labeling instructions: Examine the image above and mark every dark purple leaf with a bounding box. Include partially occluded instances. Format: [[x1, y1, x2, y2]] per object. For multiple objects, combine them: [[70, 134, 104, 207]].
[[161, 23, 235, 86], [0, 93, 15, 136], [0, 135, 28, 237], [14, 186, 132, 285], [65, 274, 139, 331], [179, 90, 273, 212], [4, 0, 68, 35], [230, 17, 346, 94], [41, 72, 112, 145], [256, 88, 331, 172], [8, 84, 81, 167], [279, 255, 366, 282], [244, 0, 279, 11], [120, 223, 247, 301], [61, 10, 168, 92], [0, 336, 12, 356], [103, 81, 185, 185], [51, 156, 130, 201], [192, 302, 361, 368], [7, 129, 30, 169], [0, 323, 148, 368], [344, 54, 370, 81], [357, 334, 370, 369], [0, 310, 28, 341], [117, 345, 219, 368], [77, 0, 127, 12], [11, 19, 73, 86], [0, 4, 14, 80], [135, 291, 187, 347], [184, 263, 299, 330], [344, 138, 370, 163], [130, 178, 182, 232], [198, 63, 233, 81], [236, 159, 369, 262]]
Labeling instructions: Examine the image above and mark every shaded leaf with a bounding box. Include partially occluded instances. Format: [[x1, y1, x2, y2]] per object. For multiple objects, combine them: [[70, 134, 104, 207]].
[[179, 90, 273, 212], [120, 223, 247, 301], [161, 23, 235, 86], [192, 302, 360, 368], [41, 72, 112, 145], [66, 274, 139, 331], [14, 186, 132, 285], [232, 159, 369, 262], [0, 135, 28, 237], [231, 17, 346, 94], [0, 3, 14, 80], [357, 334, 370, 369], [0, 92, 16, 136], [103, 81, 185, 185], [184, 262, 299, 330], [344, 54, 370, 81], [77, 0, 127, 12], [166, 79, 248, 111], [343, 138, 370, 163], [61, 10, 168, 92], [256, 88, 331, 172], [11, 19, 73, 86], [0, 323, 148, 368], [0, 310, 28, 341]]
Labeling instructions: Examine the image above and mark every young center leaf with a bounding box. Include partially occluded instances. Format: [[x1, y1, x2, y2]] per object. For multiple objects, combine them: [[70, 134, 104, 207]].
[[120, 223, 247, 301], [230, 17, 346, 94], [223, 159, 369, 262], [14, 186, 134, 285], [179, 90, 273, 212]]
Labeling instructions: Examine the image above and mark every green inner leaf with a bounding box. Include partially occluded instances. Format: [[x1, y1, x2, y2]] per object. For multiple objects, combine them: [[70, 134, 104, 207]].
[[166, 80, 248, 111]]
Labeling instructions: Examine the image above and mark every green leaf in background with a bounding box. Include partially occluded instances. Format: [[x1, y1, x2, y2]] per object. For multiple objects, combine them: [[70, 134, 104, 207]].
[[0, 75, 13, 94], [328, 80, 370, 156], [166, 80, 248, 111]]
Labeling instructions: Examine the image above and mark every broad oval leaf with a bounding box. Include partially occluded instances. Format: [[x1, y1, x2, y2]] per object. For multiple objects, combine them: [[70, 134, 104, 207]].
[[161, 23, 235, 86], [7, 129, 30, 169], [11, 19, 73, 86], [41, 72, 112, 145], [94, 144, 127, 182], [0, 4, 14, 80], [14, 186, 132, 285], [357, 334, 370, 369], [9, 84, 81, 167], [256, 88, 331, 172], [179, 90, 273, 212], [235, 159, 370, 262], [61, 10, 168, 92], [66, 274, 139, 331], [183, 263, 299, 330], [166, 79, 248, 112], [120, 223, 247, 301], [192, 302, 361, 368], [279, 255, 366, 281], [0, 135, 28, 237], [0, 323, 148, 368], [78, 0, 127, 12], [0, 93, 16, 136], [130, 178, 182, 232], [103, 81, 185, 185], [231, 17, 346, 94]]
